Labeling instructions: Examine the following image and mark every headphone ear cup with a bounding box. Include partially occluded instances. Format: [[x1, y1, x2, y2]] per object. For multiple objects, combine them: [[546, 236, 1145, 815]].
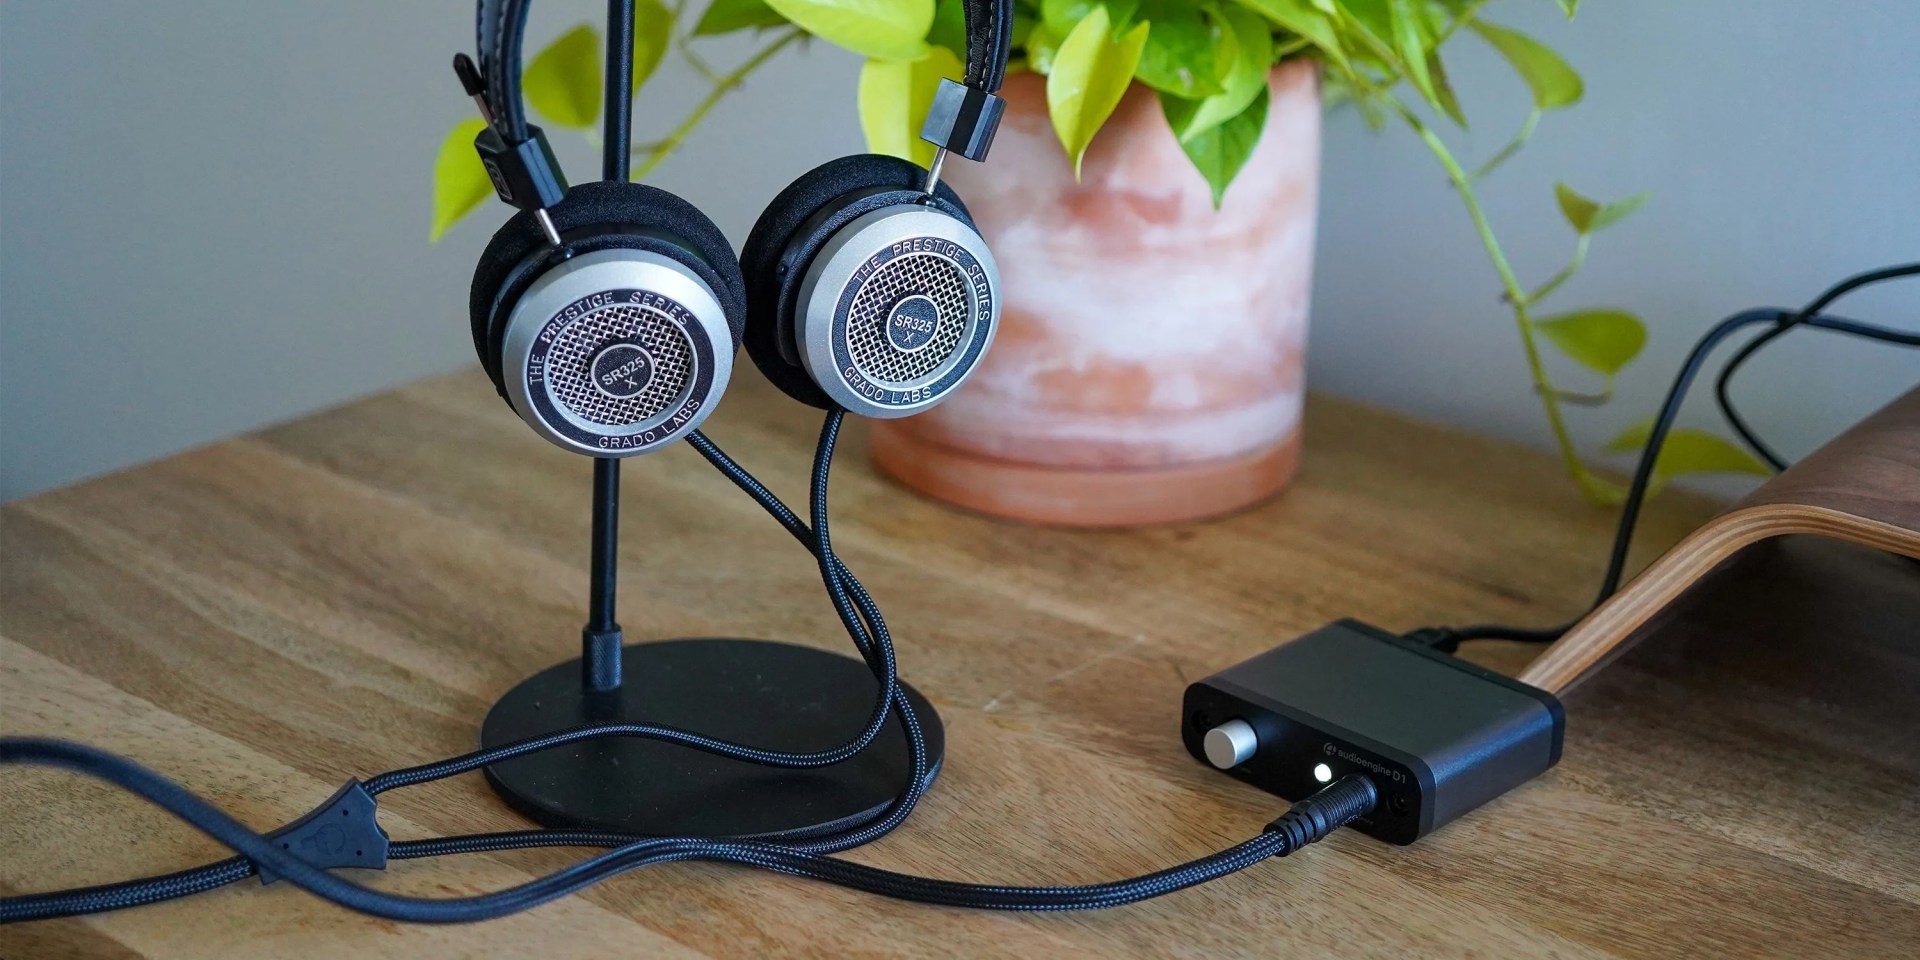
[[469, 181, 747, 457], [740, 154, 976, 410], [471, 181, 746, 395]]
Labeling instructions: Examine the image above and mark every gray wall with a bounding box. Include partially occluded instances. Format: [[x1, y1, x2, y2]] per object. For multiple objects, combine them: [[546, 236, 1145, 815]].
[[2, 0, 1915, 500], [1312, 0, 1919, 495]]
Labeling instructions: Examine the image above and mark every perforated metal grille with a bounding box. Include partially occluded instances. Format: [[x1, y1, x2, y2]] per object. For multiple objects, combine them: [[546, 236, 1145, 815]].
[[545, 304, 693, 425], [845, 253, 971, 384]]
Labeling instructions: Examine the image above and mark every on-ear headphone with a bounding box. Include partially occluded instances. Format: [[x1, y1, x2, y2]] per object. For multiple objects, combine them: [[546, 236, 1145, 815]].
[[460, 0, 1011, 455], [462, 0, 747, 458], [739, 0, 1010, 418]]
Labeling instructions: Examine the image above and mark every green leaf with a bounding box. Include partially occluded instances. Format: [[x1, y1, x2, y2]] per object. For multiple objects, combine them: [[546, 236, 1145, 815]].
[[764, 0, 932, 61], [694, 0, 790, 34], [1590, 190, 1651, 231], [1166, 4, 1271, 143], [1133, 0, 1228, 98], [431, 119, 493, 243], [1048, 7, 1150, 177], [1027, 20, 1064, 73], [1534, 309, 1647, 377], [1169, 84, 1268, 206], [1043, 0, 1093, 33], [858, 44, 964, 167], [1426, 48, 1466, 128], [523, 24, 602, 128], [1556, 182, 1649, 234], [1573, 466, 1627, 506], [1604, 422, 1772, 484], [1554, 182, 1599, 232], [1043, 0, 1140, 35], [1556, 0, 1580, 16], [1011, 11, 1037, 49], [1341, 0, 1393, 45], [1469, 20, 1582, 110], [1044, 0, 1144, 37], [1235, 0, 1347, 69], [1388, 0, 1437, 107], [631, 0, 673, 91], [928, 0, 966, 55]]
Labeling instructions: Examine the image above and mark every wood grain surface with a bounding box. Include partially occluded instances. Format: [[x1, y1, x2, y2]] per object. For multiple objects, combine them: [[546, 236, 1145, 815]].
[[3, 371, 1916, 958]]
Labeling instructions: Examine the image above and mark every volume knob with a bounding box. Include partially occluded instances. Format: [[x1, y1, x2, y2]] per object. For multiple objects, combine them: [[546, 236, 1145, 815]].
[[1202, 719, 1258, 770]]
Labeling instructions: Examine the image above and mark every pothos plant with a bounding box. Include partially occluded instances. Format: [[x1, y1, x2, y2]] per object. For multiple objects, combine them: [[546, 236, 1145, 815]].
[[432, 0, 1769, 502]]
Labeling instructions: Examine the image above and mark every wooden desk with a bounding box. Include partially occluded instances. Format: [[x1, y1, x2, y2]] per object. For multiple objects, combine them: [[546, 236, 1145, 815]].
[[3, 372, 1915, 958]]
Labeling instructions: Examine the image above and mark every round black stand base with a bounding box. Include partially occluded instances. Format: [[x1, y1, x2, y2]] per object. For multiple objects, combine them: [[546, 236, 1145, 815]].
[[480, 638, 943, 840]]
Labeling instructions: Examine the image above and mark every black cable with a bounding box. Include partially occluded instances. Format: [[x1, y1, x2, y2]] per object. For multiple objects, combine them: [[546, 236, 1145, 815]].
[[1411, 264, 1920, 653], [0, 736, 1376, 922], [376, 772, 1376, 912], [0, 415, 1342, 917], [1716, 262, 1920, 471], [369, 424, 908, 796], [0, 858, 258, 921], [1808, 264, 1919, 313], [3, 410, 1376, 924], [1410, 307, 1783, 651], [5, 420, 917, 920]]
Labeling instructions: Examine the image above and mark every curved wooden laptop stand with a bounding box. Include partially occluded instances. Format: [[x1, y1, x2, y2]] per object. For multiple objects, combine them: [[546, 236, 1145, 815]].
[[1519, 386, 1920, 693]]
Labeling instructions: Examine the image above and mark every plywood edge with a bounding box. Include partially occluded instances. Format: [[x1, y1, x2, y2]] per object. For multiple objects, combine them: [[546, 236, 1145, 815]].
[[1518, 503, 1920, 694]]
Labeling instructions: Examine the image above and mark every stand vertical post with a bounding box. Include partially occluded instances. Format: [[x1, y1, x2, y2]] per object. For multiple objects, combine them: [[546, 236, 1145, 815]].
[[578, 0, 639, 695], [603, 0, 634, 184], [581, 458, 623, 691]]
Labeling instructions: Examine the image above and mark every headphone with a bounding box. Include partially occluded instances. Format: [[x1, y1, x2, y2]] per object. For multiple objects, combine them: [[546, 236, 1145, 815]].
[[459, 0, 1011, 456]]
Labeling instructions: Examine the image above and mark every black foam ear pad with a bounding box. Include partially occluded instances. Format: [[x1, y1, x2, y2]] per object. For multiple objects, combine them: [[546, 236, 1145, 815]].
[[739, 154, 975, 410], [469, 180, 746, 392]]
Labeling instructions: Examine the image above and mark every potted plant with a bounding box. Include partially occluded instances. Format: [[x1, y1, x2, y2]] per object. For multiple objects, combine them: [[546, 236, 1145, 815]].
[[434, 0, 1768, 525]]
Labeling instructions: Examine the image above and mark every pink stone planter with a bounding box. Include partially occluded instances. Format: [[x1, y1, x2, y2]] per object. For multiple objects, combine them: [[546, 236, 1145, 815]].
[[871, 61, 1322, 526]]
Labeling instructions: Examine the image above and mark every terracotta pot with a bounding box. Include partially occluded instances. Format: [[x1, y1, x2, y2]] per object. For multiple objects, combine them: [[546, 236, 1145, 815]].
[[871, 60, 1322, 526]]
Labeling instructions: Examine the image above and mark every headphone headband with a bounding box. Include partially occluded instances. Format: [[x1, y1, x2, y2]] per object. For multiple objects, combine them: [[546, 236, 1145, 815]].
[[472, 0, 1012, 149], [474, 0, 536, 144], [959, 0, 1013, 96]]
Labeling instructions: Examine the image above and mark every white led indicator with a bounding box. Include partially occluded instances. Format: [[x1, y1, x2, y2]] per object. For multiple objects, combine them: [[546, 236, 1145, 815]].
[[1313, 762, 1333, 784]]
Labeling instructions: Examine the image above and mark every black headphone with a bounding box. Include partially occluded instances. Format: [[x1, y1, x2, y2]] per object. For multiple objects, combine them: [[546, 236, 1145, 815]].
[[461, 0, 1012, 456]]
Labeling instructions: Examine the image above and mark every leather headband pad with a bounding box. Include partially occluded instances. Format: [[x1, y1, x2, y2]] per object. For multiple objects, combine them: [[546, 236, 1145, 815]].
[[961, 0, 1012, 93]]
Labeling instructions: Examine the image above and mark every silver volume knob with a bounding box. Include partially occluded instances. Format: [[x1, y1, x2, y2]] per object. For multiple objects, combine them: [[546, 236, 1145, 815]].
[[1203, 719, 1258, 770]]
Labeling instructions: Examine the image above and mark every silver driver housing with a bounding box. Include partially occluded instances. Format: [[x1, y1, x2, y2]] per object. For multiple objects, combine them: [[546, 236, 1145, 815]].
[[796, 205, 999, 419], [502, 248, 732, 457]]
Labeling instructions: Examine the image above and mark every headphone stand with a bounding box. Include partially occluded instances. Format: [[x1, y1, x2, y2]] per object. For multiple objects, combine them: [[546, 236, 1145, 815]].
[[479, 457, 944, 838], [476, 1, 943, 838], [479, 631, 944, 838]]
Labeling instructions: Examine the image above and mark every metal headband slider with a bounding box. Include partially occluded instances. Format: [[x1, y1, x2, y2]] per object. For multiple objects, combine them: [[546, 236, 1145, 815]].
[[473, 124, 568, 212], [919, 80, 1004, 163]]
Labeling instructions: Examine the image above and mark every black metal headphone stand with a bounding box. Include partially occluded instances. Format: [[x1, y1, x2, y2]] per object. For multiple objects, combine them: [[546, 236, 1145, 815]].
[[478, 456, 944, 838], [477, 1, 942, 839]]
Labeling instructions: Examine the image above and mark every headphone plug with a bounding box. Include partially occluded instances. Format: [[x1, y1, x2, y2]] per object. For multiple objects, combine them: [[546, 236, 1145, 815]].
[[1267, 774, 1378, 851]]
